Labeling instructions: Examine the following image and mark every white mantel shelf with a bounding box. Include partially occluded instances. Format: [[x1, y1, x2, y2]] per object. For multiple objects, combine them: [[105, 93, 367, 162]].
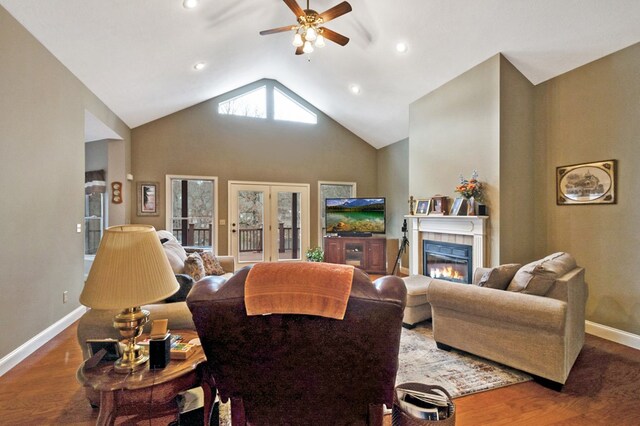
[[405, 215, 489, 275]]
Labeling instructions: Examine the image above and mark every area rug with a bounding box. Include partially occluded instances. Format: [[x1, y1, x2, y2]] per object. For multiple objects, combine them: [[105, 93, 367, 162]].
[[395, 322, 531, 398], [216, 322, 531, 424]]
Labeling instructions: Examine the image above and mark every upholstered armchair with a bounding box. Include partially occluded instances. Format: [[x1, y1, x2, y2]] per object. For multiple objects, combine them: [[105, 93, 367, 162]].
[[187, 264, 407, 425], [427, 253, 587, 389]]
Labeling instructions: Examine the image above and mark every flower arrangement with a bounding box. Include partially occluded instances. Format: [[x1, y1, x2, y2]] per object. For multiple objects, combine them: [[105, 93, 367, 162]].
[[305, 246, 324, 262], [455, 171, 484, 201]]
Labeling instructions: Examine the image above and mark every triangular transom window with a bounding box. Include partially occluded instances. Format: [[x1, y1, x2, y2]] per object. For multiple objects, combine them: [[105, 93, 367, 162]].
[[217, 82, 317, 125], [218, 86, 267, 119], [274, 87, 317, 124]]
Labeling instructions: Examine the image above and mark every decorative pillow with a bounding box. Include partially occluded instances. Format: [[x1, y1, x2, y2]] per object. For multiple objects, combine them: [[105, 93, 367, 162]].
[[184, 252, 206, 282], [164, 274, 194, 303], [200, 251, 226, 276], [476, 263, 521, 290], [506, 252, 577, 296], [158, 230, 188, 274]]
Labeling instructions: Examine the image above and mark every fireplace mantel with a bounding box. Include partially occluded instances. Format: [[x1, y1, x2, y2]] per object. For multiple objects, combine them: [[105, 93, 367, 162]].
[[405, 215, 488, 275]]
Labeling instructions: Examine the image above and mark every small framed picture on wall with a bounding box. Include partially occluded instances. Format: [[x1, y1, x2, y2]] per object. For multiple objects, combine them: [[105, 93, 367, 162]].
[[137, 181, 159, 216]]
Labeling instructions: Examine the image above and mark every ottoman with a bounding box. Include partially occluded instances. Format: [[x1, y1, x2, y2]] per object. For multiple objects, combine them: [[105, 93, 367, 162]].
[[402, 275, 433, 328]]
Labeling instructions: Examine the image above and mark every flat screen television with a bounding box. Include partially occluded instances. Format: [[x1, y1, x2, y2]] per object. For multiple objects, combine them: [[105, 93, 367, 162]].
[[325, 197, 386, 235]]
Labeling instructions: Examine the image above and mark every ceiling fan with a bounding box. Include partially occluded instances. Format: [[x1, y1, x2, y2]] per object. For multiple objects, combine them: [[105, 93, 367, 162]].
[[260, 0, 352, 55]]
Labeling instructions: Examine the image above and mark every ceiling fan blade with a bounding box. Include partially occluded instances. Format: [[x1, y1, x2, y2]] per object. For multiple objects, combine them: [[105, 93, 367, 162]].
[[260, 25, 296, 36], [319, 1, 352, 23], [283, 0, 305, 18], [295, 45, 304, 55], [321, 27, 350, 46]]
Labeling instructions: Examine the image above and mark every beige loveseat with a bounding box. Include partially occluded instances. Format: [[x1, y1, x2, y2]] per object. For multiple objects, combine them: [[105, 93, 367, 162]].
[[427, 252, 587, 389]]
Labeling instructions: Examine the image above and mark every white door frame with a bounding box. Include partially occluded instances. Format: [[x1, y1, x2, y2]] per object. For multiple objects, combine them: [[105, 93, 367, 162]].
[[229, 180, 310, 266]]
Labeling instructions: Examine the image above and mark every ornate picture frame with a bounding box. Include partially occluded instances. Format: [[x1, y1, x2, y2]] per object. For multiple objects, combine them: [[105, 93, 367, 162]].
[[556, 160, 616, 205], [137, 181, 159, 216], [415, 199, 432, 215]]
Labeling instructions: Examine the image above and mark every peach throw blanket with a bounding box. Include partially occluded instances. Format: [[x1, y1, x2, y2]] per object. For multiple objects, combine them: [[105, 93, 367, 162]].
[[245, 262, 355, 320]]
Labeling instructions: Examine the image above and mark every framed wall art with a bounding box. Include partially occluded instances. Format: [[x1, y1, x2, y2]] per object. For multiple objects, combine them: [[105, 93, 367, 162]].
[[556, 160, 616, 205], [137, 181, 159, 216], [415, 199, 432, 215]]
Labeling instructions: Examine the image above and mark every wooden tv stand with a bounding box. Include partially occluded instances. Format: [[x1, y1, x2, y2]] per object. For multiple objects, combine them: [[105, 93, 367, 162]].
[[324, 236, 387, 274]]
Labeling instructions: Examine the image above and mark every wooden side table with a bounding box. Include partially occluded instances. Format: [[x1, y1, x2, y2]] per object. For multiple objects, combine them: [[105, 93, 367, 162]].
[[77, 330, 213, 426]]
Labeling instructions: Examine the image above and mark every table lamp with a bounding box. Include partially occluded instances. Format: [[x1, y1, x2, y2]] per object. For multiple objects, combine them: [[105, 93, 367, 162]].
[[80, 225, 179, 373]]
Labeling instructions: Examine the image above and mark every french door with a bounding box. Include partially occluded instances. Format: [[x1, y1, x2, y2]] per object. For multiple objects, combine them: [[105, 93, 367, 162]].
[[229, 182, 310, 266]]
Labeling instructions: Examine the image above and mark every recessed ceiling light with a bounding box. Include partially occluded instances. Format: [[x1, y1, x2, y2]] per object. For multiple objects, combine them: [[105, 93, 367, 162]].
[[183, 0, 199, 9], [396, 42, 408, 53], [193, 62, 206, 71], [350, 84, 361, 95]]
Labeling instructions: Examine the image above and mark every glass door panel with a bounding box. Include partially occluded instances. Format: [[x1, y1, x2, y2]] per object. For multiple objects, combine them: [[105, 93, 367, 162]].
[[275, 191, 302, 261], [235, 188, 267, 264]]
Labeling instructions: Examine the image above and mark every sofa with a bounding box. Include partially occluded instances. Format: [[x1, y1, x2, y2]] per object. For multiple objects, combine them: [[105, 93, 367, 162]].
[[427, 252, 587, 389], [187, 264, 407, 424]]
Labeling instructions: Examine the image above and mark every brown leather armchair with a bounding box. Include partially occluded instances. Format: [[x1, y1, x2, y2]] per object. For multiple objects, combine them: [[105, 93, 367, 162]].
[[187, 266, 407, 425]]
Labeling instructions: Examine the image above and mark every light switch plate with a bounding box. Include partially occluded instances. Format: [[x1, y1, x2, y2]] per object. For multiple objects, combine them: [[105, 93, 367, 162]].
[[76, 223, 82, 233], [219, 219, 226, 226]]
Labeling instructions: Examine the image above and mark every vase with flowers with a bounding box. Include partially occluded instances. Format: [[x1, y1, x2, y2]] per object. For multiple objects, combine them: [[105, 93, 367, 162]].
[[455, 171, 484, 215]]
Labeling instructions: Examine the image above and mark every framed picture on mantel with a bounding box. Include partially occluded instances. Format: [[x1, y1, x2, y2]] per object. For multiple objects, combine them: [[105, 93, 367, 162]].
[[450, 198, 467, 216], [415, 199, 431, 215], [430, 195, 449, 215]]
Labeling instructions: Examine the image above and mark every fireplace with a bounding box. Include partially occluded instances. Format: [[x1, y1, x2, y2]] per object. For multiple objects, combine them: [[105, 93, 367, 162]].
[[423, 240, 473, 284]]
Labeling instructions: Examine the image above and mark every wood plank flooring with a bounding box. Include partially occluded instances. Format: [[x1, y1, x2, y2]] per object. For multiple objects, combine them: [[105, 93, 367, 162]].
[[1, 321, 639, 425]]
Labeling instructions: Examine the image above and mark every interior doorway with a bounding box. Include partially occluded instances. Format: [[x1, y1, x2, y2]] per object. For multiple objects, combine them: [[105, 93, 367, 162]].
[[229, 182, 310, 266]]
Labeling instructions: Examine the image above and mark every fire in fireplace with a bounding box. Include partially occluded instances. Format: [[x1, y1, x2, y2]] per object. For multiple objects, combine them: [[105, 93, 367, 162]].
[[423, 240, 473, 284]]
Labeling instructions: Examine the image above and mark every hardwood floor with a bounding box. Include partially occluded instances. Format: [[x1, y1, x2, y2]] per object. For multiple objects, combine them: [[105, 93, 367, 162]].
[[1, 321, 639, 425]]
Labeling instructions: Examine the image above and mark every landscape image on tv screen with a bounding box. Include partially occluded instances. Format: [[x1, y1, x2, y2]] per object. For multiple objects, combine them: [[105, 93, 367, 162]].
[[325, 198, 385, 234]]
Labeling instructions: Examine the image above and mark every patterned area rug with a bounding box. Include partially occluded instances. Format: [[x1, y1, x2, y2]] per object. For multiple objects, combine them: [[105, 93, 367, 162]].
[[396, 322, 532, 397], [216, 321, 531, 424]]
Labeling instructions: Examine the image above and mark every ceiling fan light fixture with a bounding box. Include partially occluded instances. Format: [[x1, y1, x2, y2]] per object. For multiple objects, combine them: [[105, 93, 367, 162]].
[[303, 41, 314, 54], [182, 0, 199, 9], [260, 0, 352, 56], [305, 26, 317, 41], [292, 33, 304, 47]]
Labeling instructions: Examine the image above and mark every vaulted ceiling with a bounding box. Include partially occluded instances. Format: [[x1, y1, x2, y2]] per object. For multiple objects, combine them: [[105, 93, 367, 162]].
[[2, 0, 640, 148]]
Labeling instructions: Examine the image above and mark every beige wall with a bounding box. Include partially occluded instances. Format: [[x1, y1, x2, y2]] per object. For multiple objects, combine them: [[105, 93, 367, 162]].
[[499, 56, 537, 264], [0, 6, 131, 359], [409, 55, 502, 266], [535, 42, 640, 335], [131, 79, 378, 253], [377, 138, 410, 269], [377, 138, 409, 239]]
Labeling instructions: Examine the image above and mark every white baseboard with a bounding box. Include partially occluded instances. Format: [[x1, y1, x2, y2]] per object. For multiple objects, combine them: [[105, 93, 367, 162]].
[[0, 306, 87, 377], [585, 320, 640, 350]]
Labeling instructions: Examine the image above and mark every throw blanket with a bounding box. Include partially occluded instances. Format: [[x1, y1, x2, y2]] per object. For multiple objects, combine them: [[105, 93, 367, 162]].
[[245, 262, 355, 320]]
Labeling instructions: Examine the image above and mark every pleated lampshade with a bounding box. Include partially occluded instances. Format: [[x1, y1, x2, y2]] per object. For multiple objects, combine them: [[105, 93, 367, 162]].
[[80, 225, 179, 309]]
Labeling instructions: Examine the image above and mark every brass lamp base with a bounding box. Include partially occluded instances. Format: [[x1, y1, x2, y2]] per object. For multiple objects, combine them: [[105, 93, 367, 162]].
[[113, 306, 150, 374]]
